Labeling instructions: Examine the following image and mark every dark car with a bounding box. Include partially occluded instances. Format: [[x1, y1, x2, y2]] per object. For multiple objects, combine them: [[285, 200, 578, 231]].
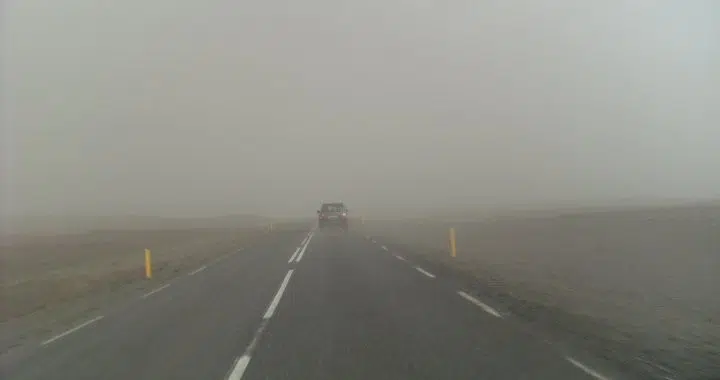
[[317, 202, 349, 230]]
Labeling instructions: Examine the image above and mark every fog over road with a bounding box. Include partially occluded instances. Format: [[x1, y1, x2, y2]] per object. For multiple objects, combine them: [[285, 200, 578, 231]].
[[2, 228, 618, 380], [2, 1, 718, 379]]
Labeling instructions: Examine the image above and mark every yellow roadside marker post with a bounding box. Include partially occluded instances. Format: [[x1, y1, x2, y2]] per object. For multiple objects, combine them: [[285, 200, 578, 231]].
[[145, 249, 152, 279], [449, 228, 457, 258]]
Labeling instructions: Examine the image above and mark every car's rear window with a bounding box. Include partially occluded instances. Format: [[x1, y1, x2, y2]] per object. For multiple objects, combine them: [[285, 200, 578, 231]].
[[321, 203, 344, 212]]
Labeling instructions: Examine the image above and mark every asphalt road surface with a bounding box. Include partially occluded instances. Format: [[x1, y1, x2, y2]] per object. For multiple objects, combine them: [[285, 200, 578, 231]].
[[2, 228, 617, 380]]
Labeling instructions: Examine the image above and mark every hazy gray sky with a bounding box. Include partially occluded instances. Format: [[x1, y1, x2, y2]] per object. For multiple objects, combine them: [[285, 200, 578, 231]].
[[3, 1, 719, 217]]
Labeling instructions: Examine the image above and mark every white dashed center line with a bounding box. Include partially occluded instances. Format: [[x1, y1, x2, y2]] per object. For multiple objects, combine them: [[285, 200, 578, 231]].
[[414, 267, 436, 278], [457, 291, 502, 318], [295, 232, 314, 263], [142, 284, 170, 299], [565, 357, 611, 380], [288, 247, 301, 263], [189, 265, 207, 275], [263, 270, 294, 319], [227, 269, 295, 380]]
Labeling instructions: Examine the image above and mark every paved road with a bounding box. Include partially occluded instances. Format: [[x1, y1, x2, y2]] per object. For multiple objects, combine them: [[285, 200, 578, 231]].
[[2, 228, 616, 380]]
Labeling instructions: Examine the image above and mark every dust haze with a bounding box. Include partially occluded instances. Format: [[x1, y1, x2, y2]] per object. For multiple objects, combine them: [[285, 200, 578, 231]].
[[3, 1, 719, 220], [2, 3, 720, 377]]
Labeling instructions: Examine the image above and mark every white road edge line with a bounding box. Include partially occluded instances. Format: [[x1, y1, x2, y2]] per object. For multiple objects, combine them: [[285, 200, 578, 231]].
[[142, 284, 170, 299], [295, 232, 314, 263], [457, 291, 503, 318], [381, 245, 389, 251], [414, 267, 436, 278], [394, 254, 407, 261], [42, 316, 104, 346], [566, 357, 611, 380], [189, 265, 207, 275], [288, 247, 301, 263], [263, 269, 294, 319]]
